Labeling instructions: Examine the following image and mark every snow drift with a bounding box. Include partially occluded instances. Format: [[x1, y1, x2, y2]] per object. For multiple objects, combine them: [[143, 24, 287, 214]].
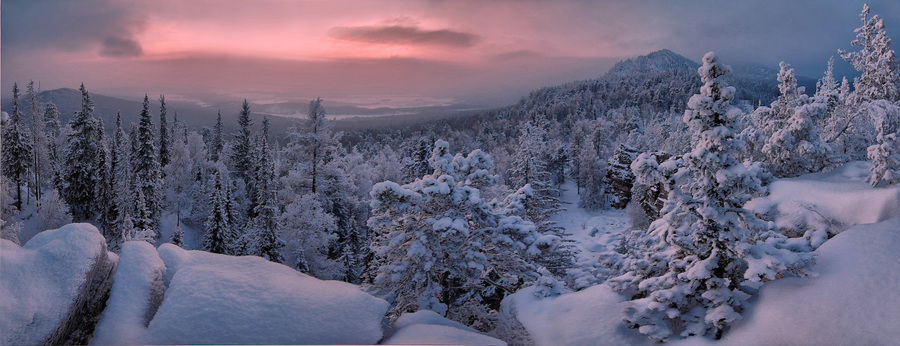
[[145, 243, 389, 345]]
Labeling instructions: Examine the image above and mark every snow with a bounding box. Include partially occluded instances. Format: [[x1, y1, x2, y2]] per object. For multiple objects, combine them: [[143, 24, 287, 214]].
[[382, 310, 506, 345], [507, 285, 650, 346], [746, 161, 900, 248], [145, 244, 389, 345], [91, 241, 166, 345], [688, 216, 900, 345], [0, 223, 109, 345]]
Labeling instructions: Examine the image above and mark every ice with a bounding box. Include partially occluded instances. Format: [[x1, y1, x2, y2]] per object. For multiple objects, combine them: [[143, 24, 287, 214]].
[[145, 244, 389, 345], [91, 241, 166, 345], [0, 223, 111, 345], [382, 310, 506, 345]]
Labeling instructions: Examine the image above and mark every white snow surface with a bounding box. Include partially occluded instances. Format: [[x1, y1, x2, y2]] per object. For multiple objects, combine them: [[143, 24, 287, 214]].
[[145, 243, 389, 345], [709, 217, 900, 345], [91, 241, 165, 345], [0, 223, 109, 345], [747, 161, 900, 244], [382, 310, 506, 345]]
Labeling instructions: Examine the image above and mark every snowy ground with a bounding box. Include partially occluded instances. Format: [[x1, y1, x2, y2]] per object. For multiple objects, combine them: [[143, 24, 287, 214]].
[[511, 163, 900, 345]]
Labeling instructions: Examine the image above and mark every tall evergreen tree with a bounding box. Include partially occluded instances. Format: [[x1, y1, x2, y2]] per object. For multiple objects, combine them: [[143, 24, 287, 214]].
[[1, 83, 33, 211], [210, 110, 224, 162], [62, 84, 104, 220], [840, 3, 900, 104], [159, 95, 171, 168], [230, 100, 254, 181], [204, 171, 232, 254], [308, 98, 327, 194], [43, 102, 63, 191], [248, 121, 285, 263], [133, 95, 162, 232], [609, 52, 813, 342], [26, 81, 44, 205], [105, 112, 131, 245]]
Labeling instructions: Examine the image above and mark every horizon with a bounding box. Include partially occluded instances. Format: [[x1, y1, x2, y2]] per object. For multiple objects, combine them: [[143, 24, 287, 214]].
[[3, 0, 898, 109]]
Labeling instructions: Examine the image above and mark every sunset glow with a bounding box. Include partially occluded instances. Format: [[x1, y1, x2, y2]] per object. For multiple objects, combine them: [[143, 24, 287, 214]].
[[3, 0, 899, 107]]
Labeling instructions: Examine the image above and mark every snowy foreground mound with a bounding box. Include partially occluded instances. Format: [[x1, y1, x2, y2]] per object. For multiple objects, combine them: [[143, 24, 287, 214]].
[[0, 223, 115, 345], [503, 216, 900, 345], [97, 243, 390, 345]]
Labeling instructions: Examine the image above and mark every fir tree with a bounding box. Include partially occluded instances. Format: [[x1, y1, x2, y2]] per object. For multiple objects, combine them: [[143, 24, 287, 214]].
[[133, 95, 162, 232], [62, 84, 104, 220], [1, 83, 33, 211], [247, 118, 285, 263], [609, 52, 814, 342], [204, 171, 232, 254], [26, 81, 44, 205], [230, 100, 254, 181], [42, 102, 63, 190], [840, 4, 900, 104], [159, 95, 171, 168], [210, 110, 224, 162]]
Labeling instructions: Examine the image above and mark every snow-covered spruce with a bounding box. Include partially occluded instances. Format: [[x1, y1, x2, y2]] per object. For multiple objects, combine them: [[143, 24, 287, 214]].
[[608, 52, 814, 342], [865, 100, 900, 186], [367, 140, 557, 330]]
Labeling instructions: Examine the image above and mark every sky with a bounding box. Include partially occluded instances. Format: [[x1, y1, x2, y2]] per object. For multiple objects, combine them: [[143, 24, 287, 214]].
[[3, 0, 900, 109]]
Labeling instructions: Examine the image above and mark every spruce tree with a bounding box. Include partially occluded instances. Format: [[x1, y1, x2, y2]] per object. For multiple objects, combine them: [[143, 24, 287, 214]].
[[42, 102, 63, 190], [62, 84, 103, 220], [609, 52, 814, 341], [2, 83, 33, 212], [230, 100, 254, 181], [133, 95, 162, 232], [26, 81, 44, 205], [204, 171, 232, 254], [159, 95, 171, 168], [210, 110, 224, 162], [248, 124, 285, 263]]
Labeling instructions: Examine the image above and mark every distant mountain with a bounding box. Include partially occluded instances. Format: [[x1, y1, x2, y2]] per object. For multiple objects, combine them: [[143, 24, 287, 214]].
[[609, 49, 700, 76]]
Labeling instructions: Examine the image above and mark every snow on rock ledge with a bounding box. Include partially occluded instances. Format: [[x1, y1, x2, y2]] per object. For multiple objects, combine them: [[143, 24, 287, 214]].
[[0, 223, 115, 345], [715, 217, 900, 345], [382, 310, 506, 345], [146, 244, 389, 345], [91, 241, 166, 345]]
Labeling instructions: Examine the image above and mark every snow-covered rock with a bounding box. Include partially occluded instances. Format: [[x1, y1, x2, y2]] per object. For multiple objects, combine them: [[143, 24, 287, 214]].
[[0, 223, 116, 345], [714, 217, 900, 345], [91, 241, 166, 345], [502, 285, 650, 346], [382, 310, 506, 346], [145, 244, 389, 345]]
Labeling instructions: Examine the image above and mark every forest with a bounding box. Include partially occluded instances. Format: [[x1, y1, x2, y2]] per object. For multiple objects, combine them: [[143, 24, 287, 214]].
[[2, 4, 899, 345]]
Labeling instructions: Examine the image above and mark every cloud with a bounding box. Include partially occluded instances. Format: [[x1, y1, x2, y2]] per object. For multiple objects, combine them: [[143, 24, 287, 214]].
[[100, 36, 144, 58], [329, 24, 479, 47]]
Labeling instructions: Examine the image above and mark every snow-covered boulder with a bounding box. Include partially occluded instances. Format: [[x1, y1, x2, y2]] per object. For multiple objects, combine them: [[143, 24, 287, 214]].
[[382, 310, 506, 346], [145, 244, 389, 345], [500, 285, 650, 346], [0, 223, 116, 345], [91, 241, 166, 345], [715, 217, 900, 345]]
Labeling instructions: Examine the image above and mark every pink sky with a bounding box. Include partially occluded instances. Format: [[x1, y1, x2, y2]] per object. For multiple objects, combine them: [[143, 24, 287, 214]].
[[3, 0, 897, 107]]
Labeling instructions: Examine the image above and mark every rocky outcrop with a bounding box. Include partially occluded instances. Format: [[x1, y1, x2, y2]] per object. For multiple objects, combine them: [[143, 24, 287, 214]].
[[0, 223, 116, 346]]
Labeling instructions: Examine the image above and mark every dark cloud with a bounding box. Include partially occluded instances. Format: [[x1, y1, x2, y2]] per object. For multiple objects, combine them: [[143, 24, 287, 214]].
[[1, 0, 146, 56], [330, 24, 479, 47], [99, 36, 144, 58]]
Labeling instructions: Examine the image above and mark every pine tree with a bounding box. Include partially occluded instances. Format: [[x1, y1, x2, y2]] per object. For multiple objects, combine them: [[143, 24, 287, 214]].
[[62, 84, 104, 220], [368, 140, 546, 330], [865, 100, 900, 186], [133, 95, 162, 232], [106, 112, 131, 245], [1, 83, 33, 212], [204, 171, 232, 254], [170, 222, 184, 248], [308, 98, 327, 194], [840, 4, 900, 104], [159, 95, 171, 168], [609, 52, 814, 342]]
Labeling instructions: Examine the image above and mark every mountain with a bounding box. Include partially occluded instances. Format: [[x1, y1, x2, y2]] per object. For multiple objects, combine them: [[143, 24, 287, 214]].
[[609, 49, 700, 76]]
